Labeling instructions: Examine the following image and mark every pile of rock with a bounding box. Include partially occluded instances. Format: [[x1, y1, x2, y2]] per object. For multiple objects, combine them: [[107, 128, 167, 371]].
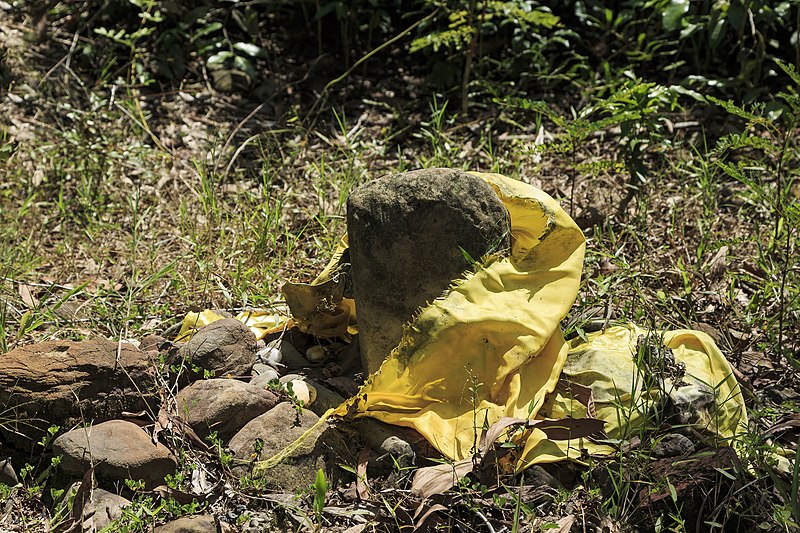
[[0, 318, 361, 531]]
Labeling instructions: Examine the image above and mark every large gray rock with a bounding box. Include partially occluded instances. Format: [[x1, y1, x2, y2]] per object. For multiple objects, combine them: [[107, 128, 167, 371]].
[[175, 378, 279, 441], [153, 514, 217, 532], [347, 168, 511, 373], [178, 318, 257, 379], [228, 402, 350, 491], [53, 420, 176, 488], [0, 338, 158, 448]]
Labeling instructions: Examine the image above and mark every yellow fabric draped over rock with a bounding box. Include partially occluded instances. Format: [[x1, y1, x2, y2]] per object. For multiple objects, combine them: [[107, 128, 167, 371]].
[[177, 171, 750, 474], [332, 172, 587, 464]]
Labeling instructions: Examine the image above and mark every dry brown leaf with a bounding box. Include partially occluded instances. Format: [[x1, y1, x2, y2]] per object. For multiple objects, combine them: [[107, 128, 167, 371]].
[[191, 467, 210, 495], [356, 447, 370, 500], [479, 416, 528, 454], [557, 380, 595, 410], [121, 410, 149, 418], [18, 283, 38, 309], [553, 514, 576, 533], [153, 408, 171, 444], [152, 485, 206, 505], [410, 458, 473, 499], [764, 413, 800, 437], [413, 503, 448, 530], [67, 465, 95, 530], [219, 521, 237, 533], [706, 245, 729, 281]]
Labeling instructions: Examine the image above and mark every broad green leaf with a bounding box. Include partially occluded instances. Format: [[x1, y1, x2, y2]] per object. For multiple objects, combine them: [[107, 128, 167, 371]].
[[206, 51, 233, 66], [234, 55, 256, 81], [232, 42, 267, 58], [663, 0, 689, 32]]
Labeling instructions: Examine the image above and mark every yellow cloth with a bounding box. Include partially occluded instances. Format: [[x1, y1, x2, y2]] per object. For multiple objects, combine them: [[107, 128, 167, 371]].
[[333, 172, 587, 464], [512, 325, 748, 468], [175, 309, 286, 342]]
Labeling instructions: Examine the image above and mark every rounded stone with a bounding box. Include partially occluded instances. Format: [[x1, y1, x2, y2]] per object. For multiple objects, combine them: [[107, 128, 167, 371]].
[[59, 483, 131, 531], [177, 318, 257, 379], [347, 168, 511, 373], [175, 378, 279, 441], [53, 420, 176, 488], [0, 457, 18, 486], [153, 514, 217, 532], [228, 402, 349, 491], [0, 338, 158, 448], [652, 433, 695, 458]]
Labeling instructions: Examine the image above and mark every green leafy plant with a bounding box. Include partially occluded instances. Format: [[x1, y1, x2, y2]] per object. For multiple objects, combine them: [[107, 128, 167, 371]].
[[411, 0, 560, 112], [93, 0, 165, 87], [710, 59, 800, 366], [502, 78, 687, 216], [312, 468, 328, 529]]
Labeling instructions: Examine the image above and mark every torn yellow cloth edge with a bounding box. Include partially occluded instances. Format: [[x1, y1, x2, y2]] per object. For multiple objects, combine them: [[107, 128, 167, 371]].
[[512, 324, 750, 469]]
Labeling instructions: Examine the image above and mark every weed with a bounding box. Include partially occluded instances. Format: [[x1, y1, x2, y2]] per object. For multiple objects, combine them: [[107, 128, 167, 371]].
[[710, 60, 800, 367]]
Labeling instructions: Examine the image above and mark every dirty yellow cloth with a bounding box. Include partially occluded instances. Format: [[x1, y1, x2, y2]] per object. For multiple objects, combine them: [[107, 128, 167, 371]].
[[512, 325, 748, 468], [333, 172, 587, 463], [176, 309, 287, 342]]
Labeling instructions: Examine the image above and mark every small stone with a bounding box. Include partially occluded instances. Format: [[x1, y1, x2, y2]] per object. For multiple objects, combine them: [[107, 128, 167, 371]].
[[139, 335, 170, 353], [175, 378, 279, 441], [250, 372, 280, 390], [250, 364, 280, 386], [285, 380, 316, 406], [278, 373, 303, 384], [251, 363, 278, 377], [651, 433, 695, 458], [380, 436, 415, 468], [60, 483, 131, 531], [178, 318, 256, 379], [260, 339, 308, 370], [523, 465, 564, 490], [358, 418, 415, 470], [305, 345, 326, 363], [53, 420, 176, 488], [0, 456, 18, 485], [153, 514, 217, 532]]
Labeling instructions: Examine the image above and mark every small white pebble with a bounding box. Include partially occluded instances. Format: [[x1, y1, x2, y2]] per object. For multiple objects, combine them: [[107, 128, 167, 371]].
[[305, 345, 326, 363], [285, 379, 316, 405], [256, 345, 282, 366]]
